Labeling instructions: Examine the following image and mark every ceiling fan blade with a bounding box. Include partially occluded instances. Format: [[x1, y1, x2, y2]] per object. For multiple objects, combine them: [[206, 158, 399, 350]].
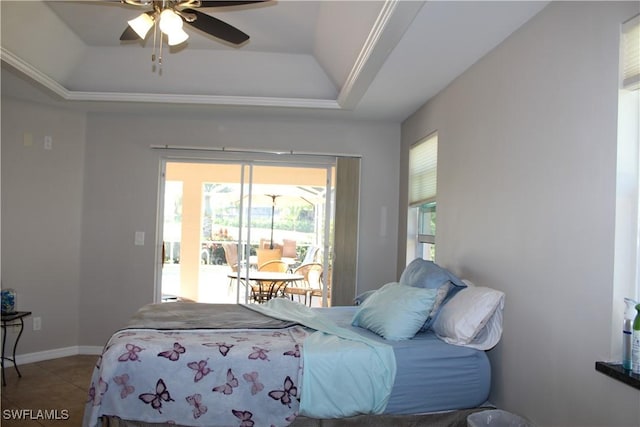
[[198, 1, 266, 7], [184, 9, 249, 45], [120, 26, 140, 41]]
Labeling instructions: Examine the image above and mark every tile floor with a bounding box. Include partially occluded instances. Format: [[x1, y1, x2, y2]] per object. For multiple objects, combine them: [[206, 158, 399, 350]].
[[0, 355, 485, 427], [0, 280, 324, 427], [1, 355, 97, 426]]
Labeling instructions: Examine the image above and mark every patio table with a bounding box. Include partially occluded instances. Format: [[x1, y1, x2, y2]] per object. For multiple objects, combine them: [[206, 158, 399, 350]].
[[227, 271, 304, 303]]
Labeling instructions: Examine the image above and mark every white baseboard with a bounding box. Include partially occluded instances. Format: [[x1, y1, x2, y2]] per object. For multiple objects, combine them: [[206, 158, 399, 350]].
[[4, 345, 103, 366], [78, 345, 104, 355]]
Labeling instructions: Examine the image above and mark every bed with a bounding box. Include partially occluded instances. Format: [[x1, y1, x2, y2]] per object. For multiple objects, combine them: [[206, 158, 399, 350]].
[[83, 260, 505, 427]]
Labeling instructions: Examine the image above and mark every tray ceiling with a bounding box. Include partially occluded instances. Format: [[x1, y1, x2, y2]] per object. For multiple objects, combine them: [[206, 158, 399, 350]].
[[1, 1, 549, 120]]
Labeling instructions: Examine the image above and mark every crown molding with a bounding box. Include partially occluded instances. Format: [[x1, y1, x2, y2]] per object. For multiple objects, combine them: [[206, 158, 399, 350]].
[[337, 0, 423, 110], [65, 90, 341, 110], [1, 47, 341, 110], [1, 47, 69, 99], [1, 0, 415, 112]]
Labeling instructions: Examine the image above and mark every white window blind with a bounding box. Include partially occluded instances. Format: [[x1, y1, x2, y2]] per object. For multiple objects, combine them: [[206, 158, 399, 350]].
[[409, 133, 438, 206], [622, 14, 639, 91]]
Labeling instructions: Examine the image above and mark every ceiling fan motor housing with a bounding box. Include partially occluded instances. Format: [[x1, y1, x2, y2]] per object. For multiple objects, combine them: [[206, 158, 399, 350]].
[[120, 0, 263, 45]]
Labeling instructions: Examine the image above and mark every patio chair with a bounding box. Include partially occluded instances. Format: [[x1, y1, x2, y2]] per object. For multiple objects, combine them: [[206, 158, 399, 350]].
[[222, 243, 247, 292], [222, 243, 240, 272], [308, 265, 330, 307], [285, 262, 322, 305], [257, 259, 288, 272], [260, 238, 283, 251], [302, 246, 320, 264], [282, 239, 297, 258], [256, 247, 282, 267], [288, 245, 319, 271]]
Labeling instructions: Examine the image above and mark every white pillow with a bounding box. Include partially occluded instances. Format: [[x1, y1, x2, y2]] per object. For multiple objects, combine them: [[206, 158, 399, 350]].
[[352, 282, 438, 341], [432, 281, 505, 350]]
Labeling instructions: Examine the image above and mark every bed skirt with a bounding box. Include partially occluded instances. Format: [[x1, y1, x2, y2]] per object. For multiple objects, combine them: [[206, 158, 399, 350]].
[[100, 407, 492, 427]]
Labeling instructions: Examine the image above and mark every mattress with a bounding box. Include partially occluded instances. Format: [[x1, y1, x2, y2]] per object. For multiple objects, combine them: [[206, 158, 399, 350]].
[[315, 306, 491, 414], [86, 303, 491, 427]]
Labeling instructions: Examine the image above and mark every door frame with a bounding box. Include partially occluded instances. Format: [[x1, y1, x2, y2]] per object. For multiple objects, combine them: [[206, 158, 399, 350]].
[[154, 154, 336, 304]]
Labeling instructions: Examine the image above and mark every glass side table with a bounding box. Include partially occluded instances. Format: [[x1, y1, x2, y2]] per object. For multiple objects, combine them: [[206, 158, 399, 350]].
[[1, 311, 32, 386]]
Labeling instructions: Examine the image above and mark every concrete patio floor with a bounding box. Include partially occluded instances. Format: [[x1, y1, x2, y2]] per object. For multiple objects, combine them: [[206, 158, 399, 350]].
[[161, 263, 324, 306]]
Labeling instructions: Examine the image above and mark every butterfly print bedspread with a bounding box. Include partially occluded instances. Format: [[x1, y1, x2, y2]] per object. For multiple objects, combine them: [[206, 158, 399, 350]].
[[83, 326, 309, 427]]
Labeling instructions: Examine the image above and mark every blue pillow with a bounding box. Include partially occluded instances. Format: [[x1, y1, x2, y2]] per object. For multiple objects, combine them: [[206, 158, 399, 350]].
[[399, 259, 466, 329], [353, 290, 376, 305], [351, 282, 438, 340]]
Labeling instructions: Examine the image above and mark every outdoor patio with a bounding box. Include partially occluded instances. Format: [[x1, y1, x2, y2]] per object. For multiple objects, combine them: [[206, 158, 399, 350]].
[[161, 263, 324, 306]]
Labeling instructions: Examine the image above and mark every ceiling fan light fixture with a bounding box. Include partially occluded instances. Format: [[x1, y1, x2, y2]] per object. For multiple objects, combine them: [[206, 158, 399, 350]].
[[123, 0, 153, 6], [167, 28, 189, 46], [159, 9, 183, 34], [158, 9, 189, 46], [127, 12, 154, 39], [118, 0, 263, 69]]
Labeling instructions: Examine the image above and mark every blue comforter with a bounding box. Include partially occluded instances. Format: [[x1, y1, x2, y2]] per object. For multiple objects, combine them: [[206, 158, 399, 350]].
[[246, 299, 397, 418]]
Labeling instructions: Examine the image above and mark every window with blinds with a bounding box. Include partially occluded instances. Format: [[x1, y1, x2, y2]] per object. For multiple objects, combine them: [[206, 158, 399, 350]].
[[622, 15, 640, 299], [622, 14, 639, 91], [408, 133, 438, 261], [617, 13, 640, 303], [409, 133, 438, 206]]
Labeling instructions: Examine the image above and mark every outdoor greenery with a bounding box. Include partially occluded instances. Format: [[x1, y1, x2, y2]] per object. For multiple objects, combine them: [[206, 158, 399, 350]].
[[166, 183, 323, 265], [214, 215, 315, 233], [203, 206, 315, 239]]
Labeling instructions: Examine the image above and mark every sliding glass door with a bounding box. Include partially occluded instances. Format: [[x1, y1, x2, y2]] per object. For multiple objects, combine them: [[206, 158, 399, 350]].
[[157, 159, 334, 305]]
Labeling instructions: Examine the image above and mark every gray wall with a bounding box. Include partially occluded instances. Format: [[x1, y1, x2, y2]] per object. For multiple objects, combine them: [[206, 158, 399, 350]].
[[1, 98, 86, 354], [1, 101, 400, 351], [400, 2, 640, 426], [4, 1, 639, 424], [79, 112, 400, 345]]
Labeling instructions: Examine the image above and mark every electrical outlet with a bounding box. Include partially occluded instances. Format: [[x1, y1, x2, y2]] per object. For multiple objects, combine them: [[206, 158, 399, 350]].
[[44, 136, 53, 150], [33, 317, 42, 331]]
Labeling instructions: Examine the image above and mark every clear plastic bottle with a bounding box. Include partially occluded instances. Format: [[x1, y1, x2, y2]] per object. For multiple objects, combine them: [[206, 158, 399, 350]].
[[632, 303, 640, 375], [623, 298, 637, 370]]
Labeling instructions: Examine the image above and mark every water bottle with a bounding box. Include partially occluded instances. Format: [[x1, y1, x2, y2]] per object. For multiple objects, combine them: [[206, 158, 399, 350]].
[[632, 303, 640, 374], [623, 298, 637, 370]]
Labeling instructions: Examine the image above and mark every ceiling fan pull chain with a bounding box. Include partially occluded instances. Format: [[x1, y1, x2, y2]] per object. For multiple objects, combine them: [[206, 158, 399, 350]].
[[157, 1, 168, 66], [152, 16, 158, 63], [159, 25, 164, 66]]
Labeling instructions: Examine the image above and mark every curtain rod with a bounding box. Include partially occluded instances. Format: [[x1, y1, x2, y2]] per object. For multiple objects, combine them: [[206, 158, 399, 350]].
[[150, 145, 362, 159]]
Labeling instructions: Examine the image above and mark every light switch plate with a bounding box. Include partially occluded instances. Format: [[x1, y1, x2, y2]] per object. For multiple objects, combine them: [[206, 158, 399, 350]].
[[134, 231, 145, 246], [23, 133, 33, 147]]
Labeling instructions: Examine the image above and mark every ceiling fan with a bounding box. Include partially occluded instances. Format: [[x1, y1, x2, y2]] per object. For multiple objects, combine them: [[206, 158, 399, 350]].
[[119, 0, 267, 47]]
